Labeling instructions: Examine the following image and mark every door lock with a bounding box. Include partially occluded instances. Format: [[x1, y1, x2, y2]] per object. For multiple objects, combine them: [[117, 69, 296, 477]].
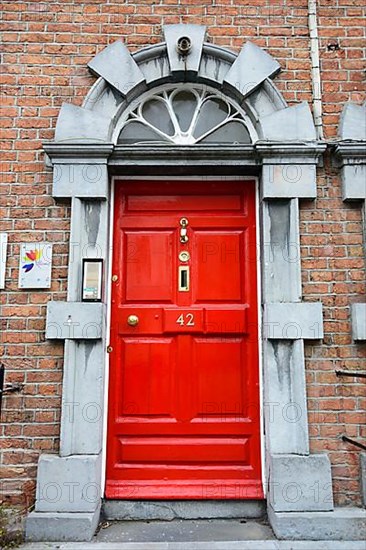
[[180, 217, 189, 243]]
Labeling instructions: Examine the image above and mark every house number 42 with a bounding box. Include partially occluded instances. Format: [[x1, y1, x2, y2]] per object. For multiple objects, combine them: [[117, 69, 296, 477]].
[[176, 313, 195, 326]]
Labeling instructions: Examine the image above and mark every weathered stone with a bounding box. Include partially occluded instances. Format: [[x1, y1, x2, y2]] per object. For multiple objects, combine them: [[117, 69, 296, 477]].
[[60, 340, 105, 456], [341, 164, 366, 201], [224, 41, 280, 98], [198, 47, 234, 84], [25, 506, 101, 542], [361, 454, 366, 507], [55, 104, 111, 143], [88, 41, 145, 96], [261, 164, 317, 199], [264, 302, 324, 340], [261, 199, 302, 302], [268, 454, 333, 512], [102, 500, 265, 521], [259, 103, 317, 141], [53, 163, 109, 199], [352, 303, 366, 341], [268, 506, 366, 540], [339, 102, 366, 141], [46, 301, 104, 340], [35, 454, 102, 513], [164, 24, 206, 73], [133, 44, 171, 85], [263, 340, 309, 455], [43, 144, 113, 199]]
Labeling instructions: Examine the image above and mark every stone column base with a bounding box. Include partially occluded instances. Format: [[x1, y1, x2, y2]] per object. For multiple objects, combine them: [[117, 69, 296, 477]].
[[268, 454, 334, 512], [25, 504, 101, 542], [25, 453, 102, 541], [268, 505, 366, 541]]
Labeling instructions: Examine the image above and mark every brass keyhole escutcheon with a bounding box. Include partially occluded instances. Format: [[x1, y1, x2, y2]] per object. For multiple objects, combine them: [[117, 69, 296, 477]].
[[179, 217, 189, 243], [127, 314, 139, 326]]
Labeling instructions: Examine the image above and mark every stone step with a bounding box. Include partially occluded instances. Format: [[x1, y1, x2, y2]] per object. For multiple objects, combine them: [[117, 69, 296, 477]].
[[102, 500, 265, 521]]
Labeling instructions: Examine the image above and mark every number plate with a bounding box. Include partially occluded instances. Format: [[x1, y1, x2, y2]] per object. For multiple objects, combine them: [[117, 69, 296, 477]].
[[164, 308, 203, 332]]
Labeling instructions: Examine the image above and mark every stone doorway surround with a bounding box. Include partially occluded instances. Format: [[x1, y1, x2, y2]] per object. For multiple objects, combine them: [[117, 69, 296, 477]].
[[25, 25, 365, 542]]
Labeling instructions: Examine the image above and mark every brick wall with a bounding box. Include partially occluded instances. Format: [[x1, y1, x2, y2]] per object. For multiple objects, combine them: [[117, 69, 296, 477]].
[[1, 0, 365, 510]]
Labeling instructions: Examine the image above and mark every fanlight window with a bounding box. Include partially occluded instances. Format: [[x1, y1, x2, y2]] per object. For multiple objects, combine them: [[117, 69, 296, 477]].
[[117, 87, 252, 145]]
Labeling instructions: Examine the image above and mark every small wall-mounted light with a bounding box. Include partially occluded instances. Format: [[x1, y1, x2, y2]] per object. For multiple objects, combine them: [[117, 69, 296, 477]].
[[177, 36, 192, 56], [82, 259, 103, 302]]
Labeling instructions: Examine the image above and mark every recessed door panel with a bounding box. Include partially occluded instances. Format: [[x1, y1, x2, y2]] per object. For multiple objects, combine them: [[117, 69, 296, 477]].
[[193, 232, 243, 302], [106, 180, 263, 500], [192, 338, 245, 419], [118, 338, 175, 418], [124, 231, 174, 302]]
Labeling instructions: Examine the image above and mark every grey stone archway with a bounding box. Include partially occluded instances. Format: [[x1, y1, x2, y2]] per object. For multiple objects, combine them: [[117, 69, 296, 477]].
[[26, 25, 338, 542]]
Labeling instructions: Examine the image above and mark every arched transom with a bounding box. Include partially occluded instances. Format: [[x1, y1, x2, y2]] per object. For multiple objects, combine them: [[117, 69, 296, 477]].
[[115, 84, 254, 145]]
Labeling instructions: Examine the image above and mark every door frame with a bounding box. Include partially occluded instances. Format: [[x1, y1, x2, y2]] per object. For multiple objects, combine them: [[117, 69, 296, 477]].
[[101, 174, 265, 498], [30, 29, 331, 542]]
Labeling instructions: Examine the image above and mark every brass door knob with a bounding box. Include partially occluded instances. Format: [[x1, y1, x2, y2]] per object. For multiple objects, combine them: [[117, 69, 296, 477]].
[[127, 314, 139, 326]]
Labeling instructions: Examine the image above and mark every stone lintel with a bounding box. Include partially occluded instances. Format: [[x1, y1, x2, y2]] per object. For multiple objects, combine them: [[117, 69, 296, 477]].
[[26, 505, 101, 542], [43, 142, 114, 161], [88, 40, 145, 96], [352, 303, 366, 341], [164, 24, 206, 73], [269, 454, 334, 512], [256, 143, 326, 163], [109, 144, 259, 166], [35, 454, 102, 513], [46, 301, 104, 340], [264, 302, 323, 340], [268, 506, 366, 541]]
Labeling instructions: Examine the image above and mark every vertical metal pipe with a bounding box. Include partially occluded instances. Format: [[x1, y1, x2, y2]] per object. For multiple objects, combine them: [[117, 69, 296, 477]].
[[308, 0, 324, 140], [0, 364, 4, 418]]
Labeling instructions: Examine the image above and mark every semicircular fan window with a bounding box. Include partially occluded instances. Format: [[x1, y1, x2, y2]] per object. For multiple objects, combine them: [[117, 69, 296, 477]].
[[117, 87, 252, 145]]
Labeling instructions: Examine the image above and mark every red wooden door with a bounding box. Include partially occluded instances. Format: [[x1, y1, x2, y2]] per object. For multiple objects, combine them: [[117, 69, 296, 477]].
[[106, 180, 263, 500]]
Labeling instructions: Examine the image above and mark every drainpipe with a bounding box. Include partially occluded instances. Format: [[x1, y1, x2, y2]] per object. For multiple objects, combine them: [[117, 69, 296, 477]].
[[308, 0, 324, 140]]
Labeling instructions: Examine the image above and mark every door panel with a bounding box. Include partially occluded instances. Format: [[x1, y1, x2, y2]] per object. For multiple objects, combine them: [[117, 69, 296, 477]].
[[119, 338, 175, 418], [124, 231, 174, 302], [193, 231, 243, 302], [106, 180, 263, 500]]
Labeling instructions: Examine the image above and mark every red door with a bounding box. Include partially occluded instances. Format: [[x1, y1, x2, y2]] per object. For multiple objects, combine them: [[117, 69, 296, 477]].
[[106, 180, 263, 500]]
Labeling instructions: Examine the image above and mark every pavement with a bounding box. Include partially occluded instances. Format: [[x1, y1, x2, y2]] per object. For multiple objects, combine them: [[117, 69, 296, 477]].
[[18, 519, 366, 550]]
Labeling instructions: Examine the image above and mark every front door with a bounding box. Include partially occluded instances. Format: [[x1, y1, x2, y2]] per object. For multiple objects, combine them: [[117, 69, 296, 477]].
[[106, 180, 263, 499]]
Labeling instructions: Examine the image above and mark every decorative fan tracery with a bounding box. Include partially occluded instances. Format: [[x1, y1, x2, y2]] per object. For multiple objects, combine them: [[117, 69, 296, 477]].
[[117, 86, 252, 145]]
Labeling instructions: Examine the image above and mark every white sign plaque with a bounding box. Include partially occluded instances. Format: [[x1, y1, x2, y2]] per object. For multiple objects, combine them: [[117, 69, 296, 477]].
[[0, 233, 8, 289], [19, 243, 53, 289]]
